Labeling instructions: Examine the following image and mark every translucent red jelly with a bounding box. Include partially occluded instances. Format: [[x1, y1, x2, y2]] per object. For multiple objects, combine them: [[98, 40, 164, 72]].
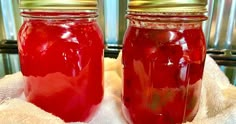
[[18, 13, 104, 122], [122, 24, 206, 124]]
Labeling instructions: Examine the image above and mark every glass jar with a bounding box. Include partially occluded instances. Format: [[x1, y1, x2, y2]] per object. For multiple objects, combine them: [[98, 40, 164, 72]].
[[18, 0, 104, 122], [122, 0, 208, 124]]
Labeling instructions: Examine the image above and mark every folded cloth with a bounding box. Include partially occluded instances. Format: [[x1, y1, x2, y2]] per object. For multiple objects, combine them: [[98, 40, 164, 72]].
[[0, 72, 24, 101], [185, 55, 236, 124], [0, 54, 236, 124], [0, 99, 64, 124]]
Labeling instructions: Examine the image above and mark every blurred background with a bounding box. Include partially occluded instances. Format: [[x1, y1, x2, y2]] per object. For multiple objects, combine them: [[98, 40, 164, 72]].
[[0, 0, 236, 85]]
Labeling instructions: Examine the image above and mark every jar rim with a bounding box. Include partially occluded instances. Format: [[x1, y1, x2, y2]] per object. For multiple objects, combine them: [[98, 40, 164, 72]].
[[126, 12, 208, 22], [20, 10, 98, 19]]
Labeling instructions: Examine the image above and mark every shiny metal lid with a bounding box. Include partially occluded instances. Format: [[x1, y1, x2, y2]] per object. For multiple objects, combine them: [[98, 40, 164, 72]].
[[19, 0, 97, 10], [128, 0, 207, 13]]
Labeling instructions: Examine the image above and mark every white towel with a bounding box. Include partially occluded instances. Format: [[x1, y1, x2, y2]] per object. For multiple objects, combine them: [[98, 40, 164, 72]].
[[0, 54, 236, 124]]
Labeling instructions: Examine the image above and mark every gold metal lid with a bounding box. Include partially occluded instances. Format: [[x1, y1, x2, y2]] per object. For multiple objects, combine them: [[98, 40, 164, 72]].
[[128, 0, 207, 13], [19, 0, 97, 10]]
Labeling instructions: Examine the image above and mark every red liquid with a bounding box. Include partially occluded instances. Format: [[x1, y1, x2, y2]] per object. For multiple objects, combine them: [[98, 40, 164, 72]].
[[122, 25, 206, 124], [18, 15, 104, 122]]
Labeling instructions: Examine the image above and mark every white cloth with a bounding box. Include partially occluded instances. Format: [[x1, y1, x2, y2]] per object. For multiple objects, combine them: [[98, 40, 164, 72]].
[[0, 54, 236, 124]]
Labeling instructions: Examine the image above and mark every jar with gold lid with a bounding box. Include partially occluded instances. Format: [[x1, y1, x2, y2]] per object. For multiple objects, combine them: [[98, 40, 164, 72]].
[[18, 0, 104, 122], [122, 0, 208, 123]]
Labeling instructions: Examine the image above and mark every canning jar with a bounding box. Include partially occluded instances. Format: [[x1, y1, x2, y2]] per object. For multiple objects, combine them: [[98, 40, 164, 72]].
[[122, 0, 208, 124], [18, 0, 104, 122]]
